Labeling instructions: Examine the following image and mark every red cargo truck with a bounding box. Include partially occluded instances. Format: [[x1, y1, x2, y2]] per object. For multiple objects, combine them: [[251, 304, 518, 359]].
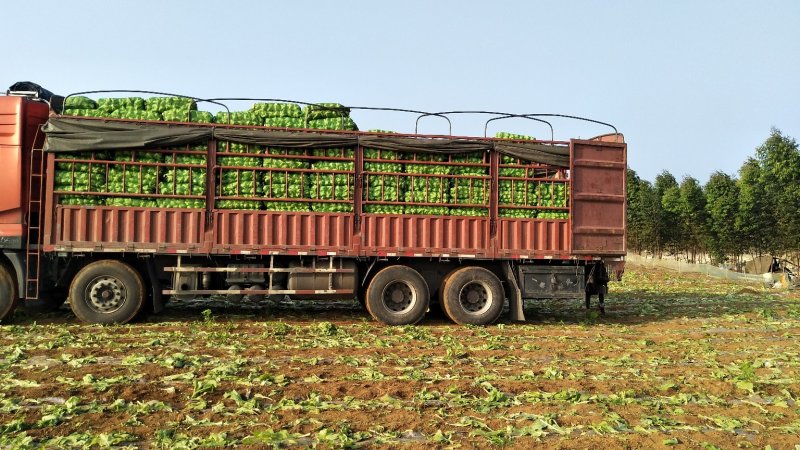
[[0, 87, 626, 326]]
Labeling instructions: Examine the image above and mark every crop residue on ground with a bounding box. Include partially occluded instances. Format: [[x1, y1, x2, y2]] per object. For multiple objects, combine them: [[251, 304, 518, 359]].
[[1, 266, 799, 449]]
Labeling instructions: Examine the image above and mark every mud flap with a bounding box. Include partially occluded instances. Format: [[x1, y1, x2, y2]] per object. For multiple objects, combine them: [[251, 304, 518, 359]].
[[144, 260, 165, 314], [503, 262, 525, 322]]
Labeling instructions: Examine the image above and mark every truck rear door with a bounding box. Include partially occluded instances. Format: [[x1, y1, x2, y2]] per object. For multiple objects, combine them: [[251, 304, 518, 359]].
[[569, 136, 626, 256]]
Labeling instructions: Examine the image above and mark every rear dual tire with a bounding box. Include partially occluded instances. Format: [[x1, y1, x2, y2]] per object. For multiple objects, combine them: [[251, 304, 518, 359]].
[[365, 265, 430, 325], [441, 266, 504, 325]]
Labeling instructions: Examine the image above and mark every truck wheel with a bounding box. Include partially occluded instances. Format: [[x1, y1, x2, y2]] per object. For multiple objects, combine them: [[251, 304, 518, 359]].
[[0, 264, 19, 324], [69, 260, 145, 324], [365, 265, 429, 325], [441, 266, 504, 325]]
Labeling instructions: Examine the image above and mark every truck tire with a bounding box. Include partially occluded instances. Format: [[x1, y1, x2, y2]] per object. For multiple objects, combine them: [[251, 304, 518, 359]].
[[69, 260, 145, 324], [441, 266, 504, 325], [365, 265, 429, 325], [0, 264, 19, 324]]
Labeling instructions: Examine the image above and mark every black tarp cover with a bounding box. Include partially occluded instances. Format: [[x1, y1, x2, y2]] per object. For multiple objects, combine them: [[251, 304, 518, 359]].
[[43, 117, 570, 167]]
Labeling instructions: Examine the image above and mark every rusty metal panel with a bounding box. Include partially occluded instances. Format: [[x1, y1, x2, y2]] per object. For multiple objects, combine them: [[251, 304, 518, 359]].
[[0, 97, 23, 221], [497, 219, 570, 256], [0, 97, 47, 228], [55, 206, 203, 248], [570, 140, 627, 256], [361, 215, 490, 256], [213, 211, 352, 253]]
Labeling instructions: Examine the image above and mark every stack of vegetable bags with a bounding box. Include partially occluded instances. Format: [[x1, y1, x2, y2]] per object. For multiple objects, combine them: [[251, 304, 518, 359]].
[[216, 142, 263, 209], [96, 97, 162, 121], [215, 111, 263, 126], [404, 153, 451, 215], [496, 132, 537, 218], [54, 152, 106, 205], [534, 181, 569, 219], [363, 147, 405, 214], [263, 147, 310, 212], [158, 145, 207, 209], [309, 148, 354, 212], [449, 151, 489, 217], [252, 103, 305, 129], [61, 96, 102, 118], [105, 151, 160, 207], [146, 97, 195, 115], [162, 110, 214, 123], [304, 103, 358, 131], [148, 96, 214, 123]]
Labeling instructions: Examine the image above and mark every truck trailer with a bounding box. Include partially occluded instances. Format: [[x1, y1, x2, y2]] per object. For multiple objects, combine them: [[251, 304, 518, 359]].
[[0, 86, 626, 326]]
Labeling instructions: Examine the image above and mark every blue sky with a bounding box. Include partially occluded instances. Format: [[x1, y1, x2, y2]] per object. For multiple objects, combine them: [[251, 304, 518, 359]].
[[4, 0, 798, 182]]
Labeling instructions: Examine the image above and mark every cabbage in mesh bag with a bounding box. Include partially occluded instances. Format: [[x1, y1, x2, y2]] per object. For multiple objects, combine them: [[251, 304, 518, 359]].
[[264, 117, 306, 128], [363, 148, 405, 214], [54, 152, 107, 205], [310, 169, 354, 212], [146, 97, 197, 113], [307, 117, 358, 131], [263, 149, 310, 211], [97, 97, 146, 112], [162, 110, 214, 123], [104, 151, 160, 206], [108, 109, 162, 121], [448, 151, 488, 216], [309, 149, 354, 212], [498, 179, 536, 218], [304, 103, 350, 120], [63, 96, 97, 110], [251, 102, 303, 118], [495, 131, 535, 141], [534, 181, 569, 219], [62, 109, 104, 117], [216, 142, 263, 209], [106, 197, 158, 207], [401, 152, 450, 215], [215, 111, 262, 126], [158, 146, 207, 209]]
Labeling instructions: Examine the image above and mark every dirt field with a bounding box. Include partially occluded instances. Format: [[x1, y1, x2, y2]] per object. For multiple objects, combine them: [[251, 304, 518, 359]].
[[1, 265, 799, 449]]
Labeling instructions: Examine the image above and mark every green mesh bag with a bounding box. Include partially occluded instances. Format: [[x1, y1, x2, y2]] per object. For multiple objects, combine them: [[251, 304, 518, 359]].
[[162, 110, 214, 123], [251, 102, 303, 118], [304, 103, 350, 120], [215, 111, 263, 126], [363, 148, 405, 214], [63, 96, 97, 110], [215, 142, 263, 210], [158, 146, 207, 209], [54, 152, 107, 205], [108, 109, 162, 121], [146, 97, 197, 113], [307, 117, 358, 131], [97, 97, 146, 112]]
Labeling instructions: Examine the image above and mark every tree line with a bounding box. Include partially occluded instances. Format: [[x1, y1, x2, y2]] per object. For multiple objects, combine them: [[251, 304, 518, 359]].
[[626, 129, 800, 265]]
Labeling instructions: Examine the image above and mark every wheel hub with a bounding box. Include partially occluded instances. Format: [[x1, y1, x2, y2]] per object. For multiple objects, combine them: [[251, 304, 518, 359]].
[[86, 276, 126, 313], [382, 281, 416, 313], [459, 281, 491, 314]]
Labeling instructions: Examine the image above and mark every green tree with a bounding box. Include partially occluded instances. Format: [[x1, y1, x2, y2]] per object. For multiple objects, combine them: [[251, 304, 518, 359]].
[[756, 128, 800, 254], [654, 171, 679, 257], [736, 158, 774, 256], [626, 168, 659, 254], [678, 176, 708, 262], [704, 172, 740, 264]]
